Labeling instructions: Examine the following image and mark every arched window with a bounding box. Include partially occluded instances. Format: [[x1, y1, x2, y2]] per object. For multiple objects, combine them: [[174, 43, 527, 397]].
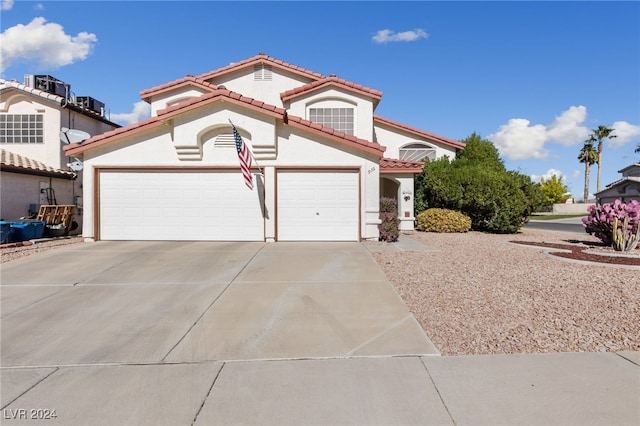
[[399, 143, 436, 162]]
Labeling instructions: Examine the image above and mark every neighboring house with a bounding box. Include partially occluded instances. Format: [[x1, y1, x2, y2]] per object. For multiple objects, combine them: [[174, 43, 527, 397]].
[[0, 149, 76, 220], [65, 53, 464, 242], [0, 76, 120, 230], [595, 162, 640, 204]]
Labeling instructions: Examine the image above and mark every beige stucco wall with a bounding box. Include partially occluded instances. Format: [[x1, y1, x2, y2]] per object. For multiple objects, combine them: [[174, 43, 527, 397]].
[[149, 88, 211, 116], [373, 124, 458, 160], [0, 172, 82, 233], [0, 94, 64, 168], [79, 112, 381, 241], [381, 174, 417, 231], [206, 67, 314, 109], [596, 184, 640, 205], [285, 88, 375, 141]]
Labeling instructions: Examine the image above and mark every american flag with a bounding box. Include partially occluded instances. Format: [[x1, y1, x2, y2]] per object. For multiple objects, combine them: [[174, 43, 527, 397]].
[[232, 125, 253, 189]]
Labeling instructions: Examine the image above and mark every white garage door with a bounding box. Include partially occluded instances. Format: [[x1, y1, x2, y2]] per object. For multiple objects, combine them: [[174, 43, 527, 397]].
[[277, 170, 359, 241], [99, 170, 264, 241]]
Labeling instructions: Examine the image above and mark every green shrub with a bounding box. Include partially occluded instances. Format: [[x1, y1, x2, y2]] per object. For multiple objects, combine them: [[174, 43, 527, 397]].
[[414, 133, 543, 234], [416, 208, 471, 233]]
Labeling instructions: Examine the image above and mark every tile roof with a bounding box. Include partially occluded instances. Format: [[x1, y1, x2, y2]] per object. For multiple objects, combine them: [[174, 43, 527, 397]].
[[285, 114, 385, 157], [618, 163, 640, 174], [197, 53, 325, 82], [0, 78, 64, 103], [374, 115, 465, 150], [280, 76, 383, 105], [140, 75, 219, 102], [65, 115, 165, 156], [379, 158, 425, 173], [140, 53, 327, 102], [1, 149, 76, 179], [65, 89, 385, 158], [157, 88, 286, 118], [601, 176, 640, 190]]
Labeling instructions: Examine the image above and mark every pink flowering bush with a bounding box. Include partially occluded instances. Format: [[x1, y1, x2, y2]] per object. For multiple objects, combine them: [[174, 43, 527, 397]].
[[582, 199, 640, 250]]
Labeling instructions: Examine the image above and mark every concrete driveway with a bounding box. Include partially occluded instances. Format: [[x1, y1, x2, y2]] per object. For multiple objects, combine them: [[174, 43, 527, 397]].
[[2, 241, 638, 425], [1, 241, 436, 367]]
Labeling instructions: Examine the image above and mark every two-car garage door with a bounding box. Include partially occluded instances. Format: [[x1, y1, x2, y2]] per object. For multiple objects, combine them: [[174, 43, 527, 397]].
[[99, 170, 264, 241], [98, 169, 359, 241]]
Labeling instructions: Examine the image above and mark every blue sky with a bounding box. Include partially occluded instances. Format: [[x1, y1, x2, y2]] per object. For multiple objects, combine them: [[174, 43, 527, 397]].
[[1, 0, 639, 200]]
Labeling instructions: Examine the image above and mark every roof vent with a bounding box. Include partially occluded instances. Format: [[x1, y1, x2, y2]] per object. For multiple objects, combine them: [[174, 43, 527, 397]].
[[254, 64, 272, 81]]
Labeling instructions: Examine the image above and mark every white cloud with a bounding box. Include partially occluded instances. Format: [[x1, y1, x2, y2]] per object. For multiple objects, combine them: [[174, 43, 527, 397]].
[[610, 121, 640, 147], [488, 118, 549, 160], [545, 105, 590, 146], [488, 105, 640, 161], [1, 0, 13, 11], [372, 29, 428, 44], [110, 101, 151, 125], [531, 168, 567, 183], [34, 3, 44, 11], [0, 17, 97, 72]]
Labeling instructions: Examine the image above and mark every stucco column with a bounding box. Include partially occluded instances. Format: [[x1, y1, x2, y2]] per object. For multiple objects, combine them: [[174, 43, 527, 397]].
[[363, 162, 381, 240], [396, 175, 416, 232], [262, 166, 276, 242]]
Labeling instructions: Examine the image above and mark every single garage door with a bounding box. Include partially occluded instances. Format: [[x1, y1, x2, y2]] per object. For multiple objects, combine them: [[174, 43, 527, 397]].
[[277, 170, 359, 241], [99, 170, 264, 241]]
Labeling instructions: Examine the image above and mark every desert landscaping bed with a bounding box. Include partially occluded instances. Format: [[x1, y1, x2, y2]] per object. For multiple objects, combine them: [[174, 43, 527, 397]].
[[1, 236, 84, 263], [371, 229, 639, 356]]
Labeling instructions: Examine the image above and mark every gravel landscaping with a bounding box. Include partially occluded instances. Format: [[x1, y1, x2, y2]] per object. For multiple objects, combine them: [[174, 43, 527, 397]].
[[0, 236, 84, 263], [371, 229, 639, 356]]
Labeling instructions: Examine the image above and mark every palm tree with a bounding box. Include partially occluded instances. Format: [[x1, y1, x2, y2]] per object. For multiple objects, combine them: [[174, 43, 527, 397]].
[[635, 143, 640, 154], [586, 125, 616, 192], [578, 141, 598, 202]]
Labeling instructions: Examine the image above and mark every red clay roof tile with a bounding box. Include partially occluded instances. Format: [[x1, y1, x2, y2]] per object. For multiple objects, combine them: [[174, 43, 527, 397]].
[[280, 76, 383, 103], [198, 53, 324, 82], [374, 115, 465, 150], [285, 115, 385, 157], [379, 158, 425, 173], [140, 76, 218, 101], [65, 88, 384, 158], [1, 149, 76, 179], [64, 115, 165, 156]]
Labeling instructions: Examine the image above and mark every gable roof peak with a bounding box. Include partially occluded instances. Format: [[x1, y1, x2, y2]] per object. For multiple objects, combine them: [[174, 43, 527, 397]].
[[197, 53, 325, 82], [280, 76, 383, 104]]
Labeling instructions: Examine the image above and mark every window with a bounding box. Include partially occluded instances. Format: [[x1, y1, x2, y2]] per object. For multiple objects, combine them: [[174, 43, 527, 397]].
[[399, 143, 436, 162], [0, 114, 44, 144], [309, 108, 354, 135], [254, 64, 272, 81]]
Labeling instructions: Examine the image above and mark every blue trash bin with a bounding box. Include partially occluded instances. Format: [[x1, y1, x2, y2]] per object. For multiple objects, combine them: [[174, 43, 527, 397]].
[[9, 220, 45, 242], [0, 221, 12, 244]]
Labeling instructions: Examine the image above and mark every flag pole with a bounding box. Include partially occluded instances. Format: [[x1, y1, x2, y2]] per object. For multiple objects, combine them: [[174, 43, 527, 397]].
[[229, 119, 263, 176]]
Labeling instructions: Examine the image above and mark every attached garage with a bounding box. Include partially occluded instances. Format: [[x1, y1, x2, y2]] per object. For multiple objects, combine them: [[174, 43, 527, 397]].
[[98, 169, 265, 241], [276, 169, 359, 241]]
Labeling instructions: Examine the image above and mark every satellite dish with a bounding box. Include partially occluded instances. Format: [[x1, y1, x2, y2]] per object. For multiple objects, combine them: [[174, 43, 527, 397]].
[[67, 158, 84, 172], [60, 127, 90, 144]]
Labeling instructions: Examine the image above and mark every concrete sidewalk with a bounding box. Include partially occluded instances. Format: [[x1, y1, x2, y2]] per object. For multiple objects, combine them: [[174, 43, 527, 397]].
[[1, 241, 638, 425]]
